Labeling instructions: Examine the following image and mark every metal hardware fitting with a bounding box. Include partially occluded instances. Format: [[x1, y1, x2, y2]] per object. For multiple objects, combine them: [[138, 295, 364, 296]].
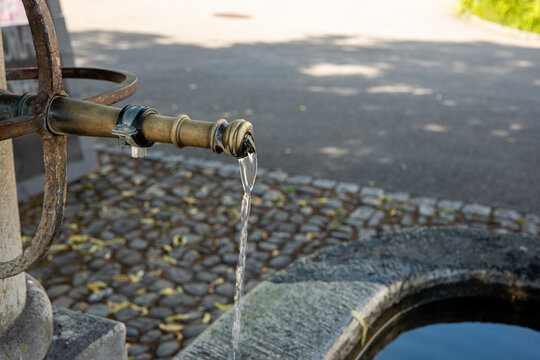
[[111, 105, 156, 158]]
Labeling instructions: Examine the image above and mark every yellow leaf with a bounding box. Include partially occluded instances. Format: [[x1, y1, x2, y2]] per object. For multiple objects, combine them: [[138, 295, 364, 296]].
[[351, 307, 368, 346], [87, 245, 100, 254], [140, 218, 154, 225], [201, 312, 211, 324], [49, 244, 69, 252], [162, 245, 173, 253], [159, 288, 178, 296], [165, 313, 193, 322], [161, 256, 178, 265], [64, 223, 78, 231], [271, 249, 280, 257], [107, 238, 125, 245], [113, 274, 130, 283], [87, 281, 107, 293], [159, 323, 185, 333], [90, 238, 107, 246], [109, 301, 130, 313], [214, 302, 232, 311], [134, 288, 146, 296], [87, 173, 98, 179], [130, 303, 148, 315], [132, 270, 145, 280], [211, 278, 225, 287], [172, 234, 185, 247], [121, 190, 136, 197], [148, 269, 163, 277], [183, 196, 197, 205], [68, 235, 89, 245], [21, 236, 31, 244]]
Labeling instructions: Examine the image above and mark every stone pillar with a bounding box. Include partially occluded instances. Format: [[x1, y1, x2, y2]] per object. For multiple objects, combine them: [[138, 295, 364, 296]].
[[0, 30, 26, 336], [0, 25, 53, 360]]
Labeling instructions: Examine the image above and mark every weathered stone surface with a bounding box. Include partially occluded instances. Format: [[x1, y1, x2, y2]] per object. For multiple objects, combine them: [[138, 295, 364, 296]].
[[47, 307, 126, 360], [176, 228, 540, 360]]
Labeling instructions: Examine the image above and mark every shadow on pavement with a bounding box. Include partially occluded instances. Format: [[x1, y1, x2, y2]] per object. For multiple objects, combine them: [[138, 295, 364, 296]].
[[70, 31, 540, 212]]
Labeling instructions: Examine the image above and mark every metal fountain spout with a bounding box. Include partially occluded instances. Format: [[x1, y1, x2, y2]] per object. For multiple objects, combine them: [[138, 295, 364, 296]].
[[0, 89, 255, 160], [0, 68, 255, 279]]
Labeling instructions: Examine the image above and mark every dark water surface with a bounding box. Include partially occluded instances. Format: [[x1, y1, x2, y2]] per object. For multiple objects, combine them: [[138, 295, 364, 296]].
[[375, 322, 540, 360]]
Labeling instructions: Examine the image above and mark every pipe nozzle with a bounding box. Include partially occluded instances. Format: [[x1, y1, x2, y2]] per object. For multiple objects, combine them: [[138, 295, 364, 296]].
[[170, 116, 254, 159]]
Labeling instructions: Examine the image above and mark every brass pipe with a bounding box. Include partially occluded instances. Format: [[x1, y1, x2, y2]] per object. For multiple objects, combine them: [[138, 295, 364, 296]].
[[0, 93, 254, 158]]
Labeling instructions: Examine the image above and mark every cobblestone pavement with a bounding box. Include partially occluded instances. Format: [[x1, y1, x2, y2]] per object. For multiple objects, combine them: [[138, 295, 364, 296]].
[[21, 145, 539, 360]]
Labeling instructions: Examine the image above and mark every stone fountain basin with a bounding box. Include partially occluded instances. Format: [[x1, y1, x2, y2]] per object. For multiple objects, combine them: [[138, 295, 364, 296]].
[[176, 227, 540, 360]]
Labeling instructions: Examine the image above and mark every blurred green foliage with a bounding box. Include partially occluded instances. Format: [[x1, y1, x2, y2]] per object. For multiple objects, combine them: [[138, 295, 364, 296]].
[[458, 0, 540, 33]]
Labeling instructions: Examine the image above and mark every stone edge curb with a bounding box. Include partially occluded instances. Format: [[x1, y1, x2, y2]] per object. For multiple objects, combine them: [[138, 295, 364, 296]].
[[175, 227, 540, 359]]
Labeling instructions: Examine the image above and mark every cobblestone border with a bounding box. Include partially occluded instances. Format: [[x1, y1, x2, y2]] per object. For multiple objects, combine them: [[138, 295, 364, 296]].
[[95, 142, 540, 238]]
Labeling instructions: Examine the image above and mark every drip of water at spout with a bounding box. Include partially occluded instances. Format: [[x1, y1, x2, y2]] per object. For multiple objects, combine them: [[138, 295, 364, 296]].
[[230, 152, 257, 360]]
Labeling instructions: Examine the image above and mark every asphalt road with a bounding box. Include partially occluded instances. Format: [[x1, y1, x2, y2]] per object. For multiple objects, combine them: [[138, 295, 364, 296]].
[[62, 0, 540, 213]]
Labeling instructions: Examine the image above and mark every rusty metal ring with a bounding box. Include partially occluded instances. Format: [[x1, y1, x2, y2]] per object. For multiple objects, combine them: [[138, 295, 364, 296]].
[[0, 2, 138, 279], [1, 1, 81, 279], [6, 67, 138, 106]]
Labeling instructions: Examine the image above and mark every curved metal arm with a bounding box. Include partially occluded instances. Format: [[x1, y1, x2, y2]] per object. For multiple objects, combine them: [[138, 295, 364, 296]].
[[6, 67, 138, 106]]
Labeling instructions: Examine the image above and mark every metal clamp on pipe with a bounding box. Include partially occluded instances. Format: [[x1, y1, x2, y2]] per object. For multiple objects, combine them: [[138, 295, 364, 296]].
[[111, 105, 156, 158]]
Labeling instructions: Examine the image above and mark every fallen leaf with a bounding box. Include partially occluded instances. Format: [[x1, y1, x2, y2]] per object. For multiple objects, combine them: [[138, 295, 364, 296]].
[[201, 312, 211, 324], [165, 313, 193, 322], [140, 218, 154, 225], [351, 307, 368, 346], [214, 302, 232, 311], [161, 256, 178, 265], [87, 281, 107, 293], [159, 323, 185, 333], [49, 244, 69, 252], [159, 288, 178, 296]]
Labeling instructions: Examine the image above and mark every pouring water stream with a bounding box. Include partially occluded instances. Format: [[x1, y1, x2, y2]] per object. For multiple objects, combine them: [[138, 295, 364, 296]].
[[230, 151, 257, 360]]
